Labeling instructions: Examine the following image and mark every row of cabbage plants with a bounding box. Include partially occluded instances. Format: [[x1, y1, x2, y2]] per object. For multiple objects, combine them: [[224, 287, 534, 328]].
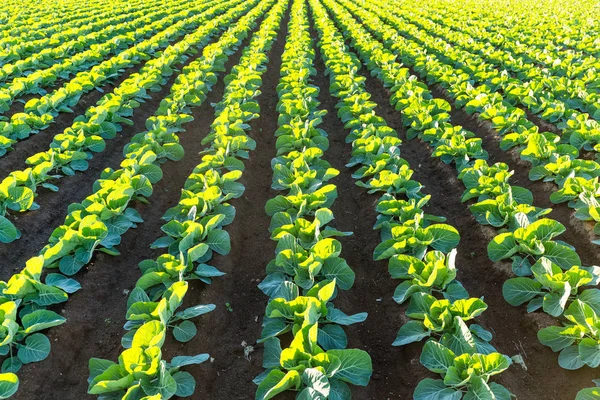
[[0, 0, 274, 397], [86, 0, 289, 397], [321, 0, 600, 397], [309, 0, 514, 398], [255, 0, 372, 398], [0, 0, 253, 243]]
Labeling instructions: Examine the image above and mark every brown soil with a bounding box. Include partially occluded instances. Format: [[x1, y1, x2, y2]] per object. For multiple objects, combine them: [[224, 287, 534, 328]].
[[0, 19, 250, 279], [4, 9, 265, 399], [360, 65, 598, 400], [0, 5, 597, 400]]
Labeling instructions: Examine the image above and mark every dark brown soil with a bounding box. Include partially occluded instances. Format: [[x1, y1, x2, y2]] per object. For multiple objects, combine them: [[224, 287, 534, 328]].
[[360, 64, 598, 400], [427, 82, 600, 265], [0, 4, 597, 400], [175, 6, 290, 398], [0, 21, 249, 279], [311, 30, 427, 398], [5, 9, 265, 399], [0, 55, 147, 170]]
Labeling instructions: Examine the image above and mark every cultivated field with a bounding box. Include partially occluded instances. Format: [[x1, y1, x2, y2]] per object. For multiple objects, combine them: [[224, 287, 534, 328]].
[[0, 0, 599, 398]]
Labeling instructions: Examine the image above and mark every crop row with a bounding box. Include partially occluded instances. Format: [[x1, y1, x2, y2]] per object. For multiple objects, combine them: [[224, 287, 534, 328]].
[[0, 0, 254, 243], [0, 0, 193, 107], [86, 0, 289, 397], [310, 0, 514, 398], [348, 0, 600, 245], [255, 0, 371, 397], [0, 0, 275, 396], [321, 0, 600, 397], [0, 0, 233, 158]]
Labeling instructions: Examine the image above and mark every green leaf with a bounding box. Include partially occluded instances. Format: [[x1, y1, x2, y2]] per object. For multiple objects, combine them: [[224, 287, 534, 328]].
[[427, 225, 460, 253], [326, 307, 367, 326], [88, 363, 133, 394], [558, 345, 585, 370], [132, 321, 165, 348], [327, 349, 372, 386], [530, 219, 566, 241], [543, 241, 581, 270], [175, 304, 216, 320], [140, 362, 177, 398], [170, 354, 210, 368], [302, 368, 330, 398], [393, 281, 421, 304], [0, 216, 20, 243], [58, 255, 85, 276], [256, 370, 301, 400], [579, 338, 600, 368], [0, 373, 18, 399], [163, 143, 185, 161], [6, 186, 34, 211], [392, 320, 430, 346], [21, 310, 66, 334], [45, 273, 81, 293], [328, 379, 351, 400], [173, 320, 197, 343], [464, 377, 495, 400], [318, 324, 348, 350], [537, 326, 575, 352], [489, 382, 514, 400], [173, 371, 196, 397], [487, 233, 517, 261], [206, 229, 231, 255], [322, 258, 355, 290], [420, 341, 455, 373], [262, 338, 282, 369], [0, 357, 21, 374], [17, 333, 51, 363], [88, 358, 115, 382], [543, 290, 570, 317], [502, 278, 542, 306], [413, 378, 461, 400], [577, 387, 600, 400]]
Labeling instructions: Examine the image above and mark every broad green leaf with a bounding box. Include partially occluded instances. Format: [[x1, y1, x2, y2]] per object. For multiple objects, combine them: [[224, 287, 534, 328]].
[[173, 371, 195, 397], [393, 321, 430, 346], [206, 229, 231, 255], [17, 333, 51, 364], [502, 278, 542, 306], [0, 357, 21, 374], [256, 370, 301, 400], [45, 273, 81, 293], [543, 241, 581, 270], [328, 379, 351, 400], [327, 349, 372, 386], [558, 345, 585, 370], [420, 341, 455, 373], [262, 338, 282, 369], [173, 320, 197, 343], [413, 378, 461, 400], [170, 354, 210, 368], [302, 368, 330, 398], [132, 321, 165, 348], [579, 338, 600, 368], [464, 377, 494, 400], [0, 216, 20, 243], [175, 304, 216, 320], [577, 387, 600, 400], [427, 225, 460, 253], [21, 309, 66, 334], [88, 358, 115, 382], [0, 373, 18, 399], [487, 233, 517, 261], [318, 324, 348, 350]]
